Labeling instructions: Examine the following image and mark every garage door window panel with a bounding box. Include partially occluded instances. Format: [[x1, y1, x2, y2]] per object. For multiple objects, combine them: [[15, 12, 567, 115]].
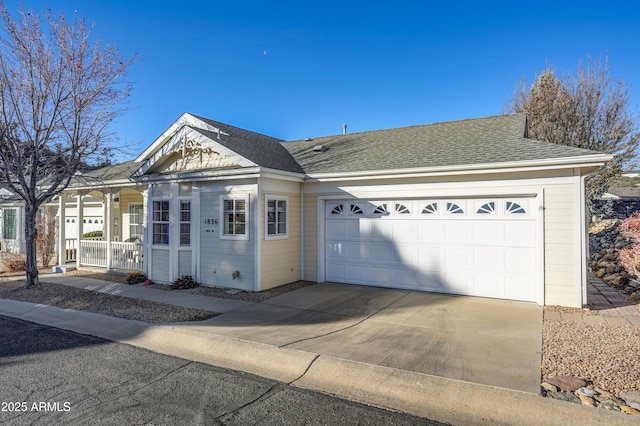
[[421, 202, 438, 215], [446, 202, 465, 215]]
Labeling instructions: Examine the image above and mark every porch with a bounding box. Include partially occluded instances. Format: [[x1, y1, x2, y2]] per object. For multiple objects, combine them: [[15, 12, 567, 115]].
[[63, 239, 144, 271], [57, 184, 146, 273]]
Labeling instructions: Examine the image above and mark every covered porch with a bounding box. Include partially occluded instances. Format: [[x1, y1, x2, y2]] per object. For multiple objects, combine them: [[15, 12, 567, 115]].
[[58, 185, 147, 273]]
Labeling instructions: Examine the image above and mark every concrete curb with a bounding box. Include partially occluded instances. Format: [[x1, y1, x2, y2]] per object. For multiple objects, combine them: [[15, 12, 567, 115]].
[[1, 300, 636, 426], [123, 325, 318, 383], [293, 356, 637, 426]]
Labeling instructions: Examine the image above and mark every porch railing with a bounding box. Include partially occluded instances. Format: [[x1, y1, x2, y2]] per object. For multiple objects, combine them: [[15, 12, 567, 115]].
[[64, 239, 77, 263], [69, 240, 143, 271], [79, 240, 107, 267], [110, 241, 143, 271]]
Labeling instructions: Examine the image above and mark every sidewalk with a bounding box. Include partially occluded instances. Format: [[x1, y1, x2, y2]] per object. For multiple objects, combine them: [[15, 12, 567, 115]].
[[0, 272, 637, 426], [34, 273, 254, 314]]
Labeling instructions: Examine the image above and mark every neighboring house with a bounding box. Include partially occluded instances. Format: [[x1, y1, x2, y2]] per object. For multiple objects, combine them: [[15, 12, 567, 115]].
[[0, 184, 106, 255], [58, 112, 611, 308], [0, 186, 26, 253], [596, 184, 640, 219], [601, 185, 640, 200]]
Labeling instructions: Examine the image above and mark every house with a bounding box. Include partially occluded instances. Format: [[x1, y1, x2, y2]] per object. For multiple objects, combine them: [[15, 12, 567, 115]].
[[0, 185, 26, 253], [58, 113, 612, 308], [0, 182, 106, 256]]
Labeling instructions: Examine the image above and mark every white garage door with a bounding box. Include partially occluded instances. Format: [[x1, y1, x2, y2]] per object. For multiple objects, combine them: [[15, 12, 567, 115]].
[[325, 198, 539, 302]]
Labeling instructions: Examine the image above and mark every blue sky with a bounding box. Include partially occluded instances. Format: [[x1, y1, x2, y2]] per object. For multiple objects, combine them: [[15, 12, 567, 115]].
[[5, 1, 640, 159]]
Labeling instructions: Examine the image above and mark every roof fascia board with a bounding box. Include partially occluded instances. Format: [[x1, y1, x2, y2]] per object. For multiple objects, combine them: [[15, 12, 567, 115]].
[[134, 167, 304, 184], [305, 154, 613, 182], [65, 180, 140, 191], [135, 167, 264, 183], [135, 112, 230, 163]]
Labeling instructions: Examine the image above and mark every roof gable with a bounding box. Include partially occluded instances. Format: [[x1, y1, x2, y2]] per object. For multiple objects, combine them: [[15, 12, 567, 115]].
[[134, 113, 303, 177]]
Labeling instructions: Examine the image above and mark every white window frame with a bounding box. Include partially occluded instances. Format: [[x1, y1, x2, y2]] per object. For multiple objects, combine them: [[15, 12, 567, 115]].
[[265, 195, 288, 240], [179, 200, 191, 246], [220, 195, 249, 241], [129, 203, 144, 241], [152, 200, 170, 245], [3, 208, 17, 240]]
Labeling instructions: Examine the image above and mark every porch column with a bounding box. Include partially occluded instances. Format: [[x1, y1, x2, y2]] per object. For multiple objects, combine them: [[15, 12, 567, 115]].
[[141, 187, 149, 276], [57, 194, 66, 266], [76, 193, 83, 268], [105, 193, 112, 271]]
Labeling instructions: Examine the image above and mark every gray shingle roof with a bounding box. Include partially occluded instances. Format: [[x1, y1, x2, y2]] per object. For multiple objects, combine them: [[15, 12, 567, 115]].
[[192, 115, 304, 174], [67, 160, 140, 188], [282, 114, 604, 175]]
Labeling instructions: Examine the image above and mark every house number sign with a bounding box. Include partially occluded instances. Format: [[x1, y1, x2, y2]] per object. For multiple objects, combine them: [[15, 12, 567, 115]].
[[204, 218, 218, 233]]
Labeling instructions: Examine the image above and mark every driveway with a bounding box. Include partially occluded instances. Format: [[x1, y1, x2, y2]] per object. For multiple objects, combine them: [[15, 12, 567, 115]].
[[183, 282, 543, 393]]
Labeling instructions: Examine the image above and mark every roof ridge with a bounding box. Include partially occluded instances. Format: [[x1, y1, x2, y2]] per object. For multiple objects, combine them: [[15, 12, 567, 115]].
[[189, 113, 284, 143], [290, 113, 526, 142]]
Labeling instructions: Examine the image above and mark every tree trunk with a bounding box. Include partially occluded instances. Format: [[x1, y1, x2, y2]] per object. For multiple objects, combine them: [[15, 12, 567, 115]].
[[24, 206, 39, 288]]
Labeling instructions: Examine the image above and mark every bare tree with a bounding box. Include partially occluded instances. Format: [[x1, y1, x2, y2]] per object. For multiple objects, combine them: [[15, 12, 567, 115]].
[[505, 56, 640, 200], [0, 3, 135, 287], [36, 210, 57, 268]]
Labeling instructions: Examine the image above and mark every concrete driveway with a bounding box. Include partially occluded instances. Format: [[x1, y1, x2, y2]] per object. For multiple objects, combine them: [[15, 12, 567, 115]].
[[183, 282, 543, 393]]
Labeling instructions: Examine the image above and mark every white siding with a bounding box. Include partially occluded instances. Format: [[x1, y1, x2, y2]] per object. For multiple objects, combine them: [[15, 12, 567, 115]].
[[178, 250, 192, 277], [199, 189, 255, 290], [151, 249, 170, 283], [543, 184, 578, 306]]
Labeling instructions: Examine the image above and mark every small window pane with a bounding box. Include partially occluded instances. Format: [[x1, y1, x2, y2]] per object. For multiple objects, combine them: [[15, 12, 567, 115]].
[[446, 202, 464, 214], [179, 182, 192, 196], [153, 223, 169, 244], [477, 202, 495, 214], [180, 223, 191, 245], [223, 198, 247, 236], [267, 197, 287, 236], [3, 209, 16, 240]]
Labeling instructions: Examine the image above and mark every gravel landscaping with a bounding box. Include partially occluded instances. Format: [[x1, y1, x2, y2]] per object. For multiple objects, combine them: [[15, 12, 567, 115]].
[[541, 307, 640, 396]]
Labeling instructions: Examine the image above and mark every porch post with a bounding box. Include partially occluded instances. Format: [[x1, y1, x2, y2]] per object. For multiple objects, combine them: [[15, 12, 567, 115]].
[[76, 193, 83, 268], [142, 187, 149, 276], [57, 194, 66, 266], [105, 192, 112, 271]]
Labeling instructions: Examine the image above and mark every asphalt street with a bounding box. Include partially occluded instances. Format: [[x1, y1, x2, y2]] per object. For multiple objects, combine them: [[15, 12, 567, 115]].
[[0, 315, 446, 425]]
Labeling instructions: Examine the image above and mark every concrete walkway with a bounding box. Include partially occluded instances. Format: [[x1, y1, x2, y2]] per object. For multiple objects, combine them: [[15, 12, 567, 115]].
[[0, 273, 637, 425]]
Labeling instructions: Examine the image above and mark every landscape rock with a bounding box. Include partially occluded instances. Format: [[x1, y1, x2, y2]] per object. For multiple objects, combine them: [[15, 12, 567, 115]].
[[621, 390, 640, 410], [541, 382, 558, 392], [545, 375, 587, 392], [546, 391, 580, 404], [577, 394, 597, 406], [620, 406, 640, 416], [576, 387, 598, 397]]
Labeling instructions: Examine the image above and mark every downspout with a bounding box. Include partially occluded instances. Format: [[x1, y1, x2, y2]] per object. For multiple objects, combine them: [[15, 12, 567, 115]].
[[300, 182, 304, 280]]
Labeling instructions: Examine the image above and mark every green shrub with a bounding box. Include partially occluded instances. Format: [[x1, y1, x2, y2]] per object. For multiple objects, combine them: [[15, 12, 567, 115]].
[[125, 271, 147, 284], [83, 230, 103, 238], [170, 275, 199, 290]]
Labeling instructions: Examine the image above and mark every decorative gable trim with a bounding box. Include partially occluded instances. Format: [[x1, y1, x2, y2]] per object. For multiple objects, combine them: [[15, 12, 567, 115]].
[[133, 122, 257, 178]]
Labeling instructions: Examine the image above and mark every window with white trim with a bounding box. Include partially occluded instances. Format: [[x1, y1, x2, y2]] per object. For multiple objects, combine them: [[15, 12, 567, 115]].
[[152, 200, 169, 244], [129, 204, 143, 241], [3, 208, 16, 240], [221, 197, 248, 239], [180, 201, 191, 246], [266, 195, 288, 239]]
